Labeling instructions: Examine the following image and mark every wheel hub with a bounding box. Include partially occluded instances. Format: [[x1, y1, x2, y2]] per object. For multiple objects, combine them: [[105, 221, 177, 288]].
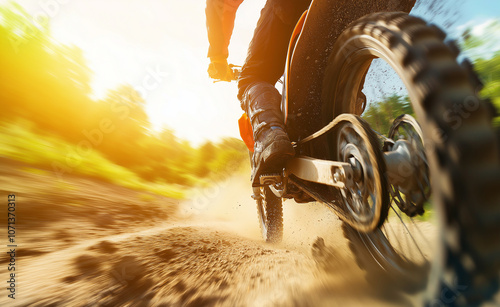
[[385, 115, 430, 217]]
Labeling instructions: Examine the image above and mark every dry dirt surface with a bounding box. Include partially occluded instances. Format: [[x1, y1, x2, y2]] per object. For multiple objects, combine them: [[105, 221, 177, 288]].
[[0, 159, 426, 306]]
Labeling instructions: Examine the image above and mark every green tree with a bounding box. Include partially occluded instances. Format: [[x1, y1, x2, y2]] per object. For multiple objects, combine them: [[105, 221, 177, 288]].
[[0, 2, 249, 189], [362, 94, 413, 135], [195, 141, 217, 177], [461, 19, 500, 124], [0, 2, 93, 141]]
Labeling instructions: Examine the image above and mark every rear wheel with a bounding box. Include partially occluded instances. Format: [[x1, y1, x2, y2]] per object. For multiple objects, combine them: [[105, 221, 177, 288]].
[[322, 12, 500, 304], [342, 113, 433, 292]]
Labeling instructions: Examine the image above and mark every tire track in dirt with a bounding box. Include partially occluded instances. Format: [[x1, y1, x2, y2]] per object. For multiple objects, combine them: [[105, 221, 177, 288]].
[[3, 223, 315, 306], [0, 162, 424, 306]]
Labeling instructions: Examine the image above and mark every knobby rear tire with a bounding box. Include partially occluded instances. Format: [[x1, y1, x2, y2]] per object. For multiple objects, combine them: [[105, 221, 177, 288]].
[[321, 12, 500, 305]]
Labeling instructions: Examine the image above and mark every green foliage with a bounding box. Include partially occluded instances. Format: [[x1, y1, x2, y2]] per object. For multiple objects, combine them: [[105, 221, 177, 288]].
[[362, 94, 413, 135], [462, 20, 500, 60], [0, 120, 184, 198], [206, 138, 249, 181], [461, 19, 500, 125], [363, 19, 500, 133], [0, 3, 248, 197]]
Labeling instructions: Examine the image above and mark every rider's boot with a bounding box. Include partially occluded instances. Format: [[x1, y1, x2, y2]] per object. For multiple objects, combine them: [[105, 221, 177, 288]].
[[242, 82, 295, 186]]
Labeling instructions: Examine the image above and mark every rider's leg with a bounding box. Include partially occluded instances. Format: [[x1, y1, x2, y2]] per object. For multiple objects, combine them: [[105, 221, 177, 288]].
[[238, 0, 311, 184], [242, 81, 294, 184]]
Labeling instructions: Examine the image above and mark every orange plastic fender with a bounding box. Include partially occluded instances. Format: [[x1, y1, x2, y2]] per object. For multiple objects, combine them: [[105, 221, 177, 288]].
[[238, 113, 254, 152]]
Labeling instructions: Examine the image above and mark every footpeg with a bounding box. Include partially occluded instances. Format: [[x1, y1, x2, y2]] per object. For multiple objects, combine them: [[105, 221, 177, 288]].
[[259, 173, 282, 185]]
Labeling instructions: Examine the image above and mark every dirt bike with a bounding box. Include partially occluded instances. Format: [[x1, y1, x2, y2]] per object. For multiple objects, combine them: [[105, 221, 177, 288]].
[[220, 3, 500, 306]]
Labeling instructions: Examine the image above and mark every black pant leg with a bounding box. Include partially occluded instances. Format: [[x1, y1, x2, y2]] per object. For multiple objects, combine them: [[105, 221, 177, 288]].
[[237, 0, 311, 102]]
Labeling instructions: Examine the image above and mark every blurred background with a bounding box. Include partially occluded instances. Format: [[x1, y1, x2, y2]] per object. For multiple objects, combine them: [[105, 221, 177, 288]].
[[0, 0, 498, 306], [0, 0, 498, 195], [0, 0, 262, 196]]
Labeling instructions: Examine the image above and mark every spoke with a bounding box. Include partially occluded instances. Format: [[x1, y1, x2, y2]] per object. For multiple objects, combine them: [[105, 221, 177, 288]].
[[386, 215, 404, 254], [396, 191, 405, 206], [410, 218, 432, 249], [402, 125, 413, 139], [373, 129, 390, 141], [417, 177, 427, 202], [404, 216, 412, 260], [407, 217, 419, 262], [382, 224, 389, 241], [423, 174, 431, 198], [407, 217, 429, 263], [396, 130, 402, 140], [391, 204, 425, 259]]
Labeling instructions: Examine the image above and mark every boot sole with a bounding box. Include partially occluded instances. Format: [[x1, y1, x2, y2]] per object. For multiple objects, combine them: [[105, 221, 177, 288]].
[[251, 139, 295, 186]]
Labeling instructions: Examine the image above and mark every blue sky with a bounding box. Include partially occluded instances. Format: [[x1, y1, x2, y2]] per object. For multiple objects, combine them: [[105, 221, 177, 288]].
[[412, 0, 500, 37], [348, 0, 500, 112]]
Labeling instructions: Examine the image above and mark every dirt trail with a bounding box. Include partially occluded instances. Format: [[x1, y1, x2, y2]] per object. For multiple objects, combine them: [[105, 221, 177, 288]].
[[0, 160, 424, 306]]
